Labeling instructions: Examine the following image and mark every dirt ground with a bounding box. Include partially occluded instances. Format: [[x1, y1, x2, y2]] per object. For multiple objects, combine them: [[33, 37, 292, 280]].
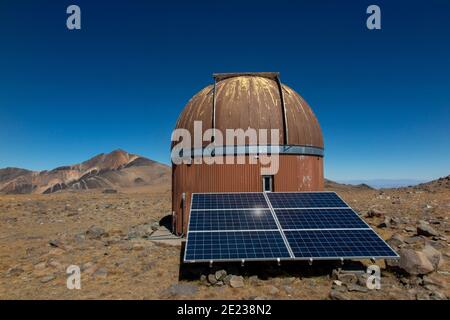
[[0, 184, 449, 300]]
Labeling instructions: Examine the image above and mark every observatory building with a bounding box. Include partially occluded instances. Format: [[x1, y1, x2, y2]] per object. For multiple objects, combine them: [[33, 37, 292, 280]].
[[172, 72, 325, 235]]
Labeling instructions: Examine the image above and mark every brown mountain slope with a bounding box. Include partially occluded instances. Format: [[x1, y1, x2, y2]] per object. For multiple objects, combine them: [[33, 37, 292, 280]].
[[412, 174, 450, 192], [324, 178, 373, 192], [0, 150, 170, 194]]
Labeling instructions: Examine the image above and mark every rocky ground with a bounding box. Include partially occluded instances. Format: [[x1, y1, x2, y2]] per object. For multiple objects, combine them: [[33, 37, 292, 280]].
[[0, 183, 449, 300]]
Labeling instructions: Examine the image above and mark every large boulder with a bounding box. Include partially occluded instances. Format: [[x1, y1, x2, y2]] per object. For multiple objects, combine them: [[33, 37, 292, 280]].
[[421, 245, 443, 271], [398, 249, 434, 275], [229, 275, 245, 288]]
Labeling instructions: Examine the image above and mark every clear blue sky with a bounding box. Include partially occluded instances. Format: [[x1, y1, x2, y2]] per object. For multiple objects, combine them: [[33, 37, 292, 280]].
[[0, 0, 449, 181]]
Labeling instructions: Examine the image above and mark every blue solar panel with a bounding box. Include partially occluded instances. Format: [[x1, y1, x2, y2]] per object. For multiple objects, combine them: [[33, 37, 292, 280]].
[[267, 192, 347, 209], [285, 229, 398, 258], [275, 208, 367, 230], [185, 191, 398, 262], [191, 193, 268, 210], [189, 209, 277, 231], [184, 231, 291, 261]]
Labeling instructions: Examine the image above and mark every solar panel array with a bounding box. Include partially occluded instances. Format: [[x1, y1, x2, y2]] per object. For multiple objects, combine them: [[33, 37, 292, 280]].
[[184, 192, 398, 262]]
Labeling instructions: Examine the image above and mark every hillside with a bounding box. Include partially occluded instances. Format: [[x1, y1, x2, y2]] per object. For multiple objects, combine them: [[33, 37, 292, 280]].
[[0, 150, 170, 194]]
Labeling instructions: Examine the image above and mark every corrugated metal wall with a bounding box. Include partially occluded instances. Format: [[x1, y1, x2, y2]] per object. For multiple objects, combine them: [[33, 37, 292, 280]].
[[172, 155, 324, 235]]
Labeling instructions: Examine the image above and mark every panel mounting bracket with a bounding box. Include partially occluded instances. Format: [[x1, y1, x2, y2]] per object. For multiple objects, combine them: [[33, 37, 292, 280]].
[[209, 260, 213, 268], [241, 259, 245, 267], [277, 258, 281, 266], [308, 258, 313, 266]]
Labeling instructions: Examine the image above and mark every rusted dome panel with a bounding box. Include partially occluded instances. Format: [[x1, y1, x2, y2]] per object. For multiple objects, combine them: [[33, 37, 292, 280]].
[[174, 74, 324, 149], [282, 85, 324, 148], [173, 85, 214, 148], [214, 76, 285, 145]]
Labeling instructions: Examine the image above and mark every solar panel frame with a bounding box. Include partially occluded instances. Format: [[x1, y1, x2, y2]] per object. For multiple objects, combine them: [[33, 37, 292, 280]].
[[184, 191, 399, 263], [190, 192, 269, 210], [274, 208, 368, 230], [184, 192, 294, 262], [267, 191, 348, 209]]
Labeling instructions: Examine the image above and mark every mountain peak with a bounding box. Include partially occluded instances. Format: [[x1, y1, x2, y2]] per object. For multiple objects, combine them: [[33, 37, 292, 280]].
[[0, 150, 170, 194]]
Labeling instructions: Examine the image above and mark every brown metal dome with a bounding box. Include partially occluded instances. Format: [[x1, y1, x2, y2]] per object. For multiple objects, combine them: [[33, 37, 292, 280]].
[[174, 72, 324, 148]]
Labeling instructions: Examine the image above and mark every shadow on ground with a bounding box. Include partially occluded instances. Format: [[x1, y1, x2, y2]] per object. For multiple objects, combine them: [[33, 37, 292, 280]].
[[178, 243, 367, 281]]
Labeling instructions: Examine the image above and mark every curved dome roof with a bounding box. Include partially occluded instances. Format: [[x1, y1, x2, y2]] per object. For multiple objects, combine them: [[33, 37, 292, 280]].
[[174, 73, 323, 148]]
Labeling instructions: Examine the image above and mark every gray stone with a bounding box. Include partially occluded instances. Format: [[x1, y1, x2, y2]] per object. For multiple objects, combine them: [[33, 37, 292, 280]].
[[329, 290, 350, 300], [86, 226, 107, 239], [387, 234, 405, 248], [423, 274, 447, 289], [208, 274, 218, 285], [422, 245, 443, 271], [102, 189, 117, 194], [93, 268, 108, 279], [377, 216, 391, 228], [367, 208, 385, 218], [430, 291, 447, 300], [338, 273, 358, 284], [229, 275, 245, 288], [223, 274, 232, 285], [398, 248, 434, 275], [215, 269, 227, 281], [40, 275, 56, 283], [6, 266, 24, 276], [168, 283, 198, 296], [248, 275, 260, 286], [346, 284, 369, 293], [417, 221, 439, 237], [151, 222, 160, 231], [267, 286, 280, 295]]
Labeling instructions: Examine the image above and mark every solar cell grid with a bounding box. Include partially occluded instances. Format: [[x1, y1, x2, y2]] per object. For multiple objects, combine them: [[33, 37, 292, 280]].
[[275, 208, 367, 230], [267, 192, 348, 209], [285, 229, 398, 258], [191, 193, 268, 210], [184, 231, 291, 261], [189, 209, 277, 231]]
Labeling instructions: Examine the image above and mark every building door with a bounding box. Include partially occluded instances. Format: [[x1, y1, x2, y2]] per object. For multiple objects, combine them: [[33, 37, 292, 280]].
[[262, 175, 273, 192]]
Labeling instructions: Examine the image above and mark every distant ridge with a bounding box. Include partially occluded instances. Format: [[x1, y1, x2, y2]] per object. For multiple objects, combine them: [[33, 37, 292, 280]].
[[0, 149, 170, 194]]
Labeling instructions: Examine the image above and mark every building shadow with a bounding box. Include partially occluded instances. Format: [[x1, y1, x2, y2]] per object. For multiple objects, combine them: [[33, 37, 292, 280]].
[[178, 246, 366, 281]]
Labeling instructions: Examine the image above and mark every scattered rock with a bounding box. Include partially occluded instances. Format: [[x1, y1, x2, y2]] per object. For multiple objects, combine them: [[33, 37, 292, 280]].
[[346, 284, 369, 293], [398, 248, 434, 275], [367, 208, 385, 218], [86, 226, 107, 239], [102, 189, 117, 194], [333, 280, 343, 286], [337, 273, 358, 284], [377, 216, 391, 228], [229, 275, 245, 288], [167, 283, 198, 296], [421, 245, 443, 271], [208, 274, 218, 285], [93, 268, 108, 279], [248, 275, 260, 286], [267, 286, 280, 295], [387, 234, 405, 248], [40, 275, 56, 283], [215, 269, 227, 281], [422, 273, 447, 289], [223, 275, 232, 286], [405, 226, 416, 233], [48, 239, 63, 248], [151, 222, 160, 231], [417, 221, 439, 237], [430, 291, 447, 300], [329, 290, 350, 300], [6, 266, 24, 277]]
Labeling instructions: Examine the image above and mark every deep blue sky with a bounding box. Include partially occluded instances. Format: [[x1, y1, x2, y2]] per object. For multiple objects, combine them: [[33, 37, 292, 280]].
[[0, 0, 449, 181]]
